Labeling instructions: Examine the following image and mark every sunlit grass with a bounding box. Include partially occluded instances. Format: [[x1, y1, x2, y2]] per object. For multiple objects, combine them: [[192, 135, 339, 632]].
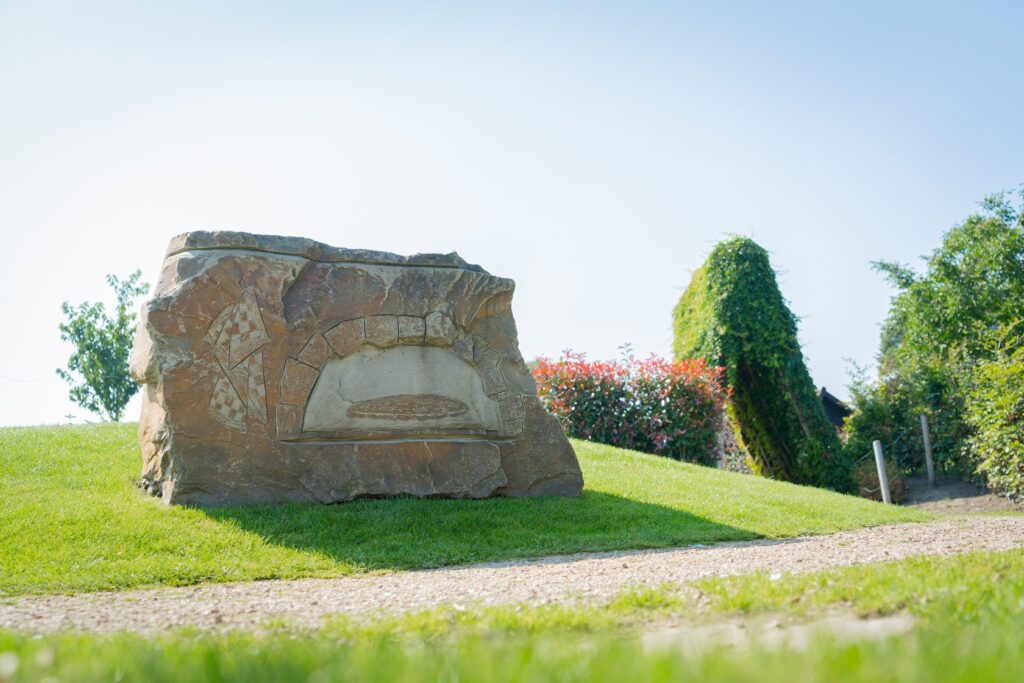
[[0, 423, 923, 596]]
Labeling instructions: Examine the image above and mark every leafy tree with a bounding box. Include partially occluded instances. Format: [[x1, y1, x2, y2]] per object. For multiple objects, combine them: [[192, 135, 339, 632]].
[[673, 237, 851, 491], [876, 193, 1024, 368], [854, 188, 1024, 474], [57, 271, 149, 421]]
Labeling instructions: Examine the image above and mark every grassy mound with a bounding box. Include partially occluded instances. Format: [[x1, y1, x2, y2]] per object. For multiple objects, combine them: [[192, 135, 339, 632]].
[[0, 424, 924, 596]]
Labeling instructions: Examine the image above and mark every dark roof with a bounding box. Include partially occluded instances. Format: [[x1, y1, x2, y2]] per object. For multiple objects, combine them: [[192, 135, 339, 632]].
[[819, 386, 852, 430]]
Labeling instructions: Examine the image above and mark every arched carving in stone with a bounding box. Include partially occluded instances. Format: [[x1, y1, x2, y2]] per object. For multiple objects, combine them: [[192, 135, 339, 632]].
[[274, 313, 525, 441]]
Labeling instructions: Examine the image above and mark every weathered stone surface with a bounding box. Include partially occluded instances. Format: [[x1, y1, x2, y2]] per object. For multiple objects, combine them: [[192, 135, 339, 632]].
[[297, 333, 331, 368], [130, 231, 583, 506]]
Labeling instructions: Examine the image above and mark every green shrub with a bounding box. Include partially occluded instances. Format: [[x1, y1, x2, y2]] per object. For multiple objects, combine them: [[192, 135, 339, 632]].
[[851, 457, 907, 504], [841, 369, 969, 475], [966, 343, 1024, 501], [673, 237, 851, 491], [842, 381, 921, 471]]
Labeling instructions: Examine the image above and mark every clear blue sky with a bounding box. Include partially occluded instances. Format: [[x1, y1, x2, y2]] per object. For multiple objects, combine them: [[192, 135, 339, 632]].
[[1, 1, 1021, 426]]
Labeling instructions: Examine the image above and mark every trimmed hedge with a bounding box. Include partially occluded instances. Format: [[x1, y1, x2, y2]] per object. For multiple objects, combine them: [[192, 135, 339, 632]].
[[533, 352, 728, 465], [673, 237, 851, 491]]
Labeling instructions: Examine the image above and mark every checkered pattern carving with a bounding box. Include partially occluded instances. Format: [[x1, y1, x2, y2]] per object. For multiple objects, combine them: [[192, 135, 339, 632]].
[[209, 375, 247, 432], [207, 289, 270, 432]]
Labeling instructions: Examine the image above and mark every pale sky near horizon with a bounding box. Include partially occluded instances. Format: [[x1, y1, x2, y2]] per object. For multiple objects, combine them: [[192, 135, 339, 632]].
[[1, 1, 1022, 426]]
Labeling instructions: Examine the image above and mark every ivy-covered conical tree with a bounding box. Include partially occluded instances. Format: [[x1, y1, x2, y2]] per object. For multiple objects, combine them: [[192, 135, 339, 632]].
[[673, 237, 851, 491]]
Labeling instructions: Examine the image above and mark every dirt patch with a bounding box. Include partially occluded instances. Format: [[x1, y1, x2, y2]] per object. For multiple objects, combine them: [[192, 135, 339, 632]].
[[903, 475, 1022, 514]]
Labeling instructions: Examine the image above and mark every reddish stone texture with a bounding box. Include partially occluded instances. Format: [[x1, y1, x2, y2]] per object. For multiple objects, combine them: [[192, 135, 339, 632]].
[[276, 404, 304, 441], [297, 333, 331, 368], [323, 319, 365, 357], [279, 359, 320, 406], [397, 315, 426, 343], [365, 315, 399, 347]]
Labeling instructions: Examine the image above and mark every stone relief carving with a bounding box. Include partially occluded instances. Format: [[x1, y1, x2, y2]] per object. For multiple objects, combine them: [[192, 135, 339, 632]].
[[206, 289, 269, 432], [276, 312, 525, 440], [348, 394, 469, 421]]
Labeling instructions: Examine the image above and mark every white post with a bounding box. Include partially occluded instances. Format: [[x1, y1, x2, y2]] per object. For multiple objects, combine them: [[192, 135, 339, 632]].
[[872, 440, 892, 504], [920, 413, 935, 487]]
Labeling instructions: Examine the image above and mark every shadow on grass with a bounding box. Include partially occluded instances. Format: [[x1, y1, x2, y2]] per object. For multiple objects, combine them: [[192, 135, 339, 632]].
[[203, 491, 757, 572]]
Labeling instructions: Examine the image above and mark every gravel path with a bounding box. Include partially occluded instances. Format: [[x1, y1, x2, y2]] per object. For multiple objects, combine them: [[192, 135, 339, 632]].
[[4, 517, 1024, 635]]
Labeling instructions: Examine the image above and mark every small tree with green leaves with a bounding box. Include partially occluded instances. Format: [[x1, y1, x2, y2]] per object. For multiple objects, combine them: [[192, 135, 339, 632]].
[[57, 271, 149, 421]]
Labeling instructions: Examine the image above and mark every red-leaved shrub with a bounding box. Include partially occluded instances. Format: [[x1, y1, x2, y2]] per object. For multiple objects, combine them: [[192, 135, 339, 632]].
[[532, 351, 729, 465]]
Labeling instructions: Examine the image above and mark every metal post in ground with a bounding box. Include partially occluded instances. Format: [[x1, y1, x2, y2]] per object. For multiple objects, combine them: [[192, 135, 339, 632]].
[[920, 413, 935, 487], [872, 440, 892, 504]]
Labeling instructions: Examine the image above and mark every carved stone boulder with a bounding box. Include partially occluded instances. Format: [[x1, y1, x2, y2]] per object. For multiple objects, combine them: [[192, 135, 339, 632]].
[[129, 231, 583, 506]]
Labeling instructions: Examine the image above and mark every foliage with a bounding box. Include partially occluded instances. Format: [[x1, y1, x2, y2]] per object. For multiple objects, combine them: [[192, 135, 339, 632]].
[[841, 368, 923, 471], [532, 350, 729, 465], [851, 457, 907, 504], [874, 190, 1024, 374], [673, 237, 851, 491], [965, 334, 1024, 500], [840, 363, 969, 474], [0, 423, 921, 597], [852, 188, 1024, 480], [843, 371, 970, 474], [57, 271, 149, 421]]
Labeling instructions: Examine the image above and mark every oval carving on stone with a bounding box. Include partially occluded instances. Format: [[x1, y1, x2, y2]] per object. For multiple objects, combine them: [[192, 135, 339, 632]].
[[347, 394, 469, 421]]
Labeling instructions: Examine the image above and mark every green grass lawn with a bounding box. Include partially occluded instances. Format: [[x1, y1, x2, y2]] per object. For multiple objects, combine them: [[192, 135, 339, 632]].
[[0, 423, 924, 597]]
